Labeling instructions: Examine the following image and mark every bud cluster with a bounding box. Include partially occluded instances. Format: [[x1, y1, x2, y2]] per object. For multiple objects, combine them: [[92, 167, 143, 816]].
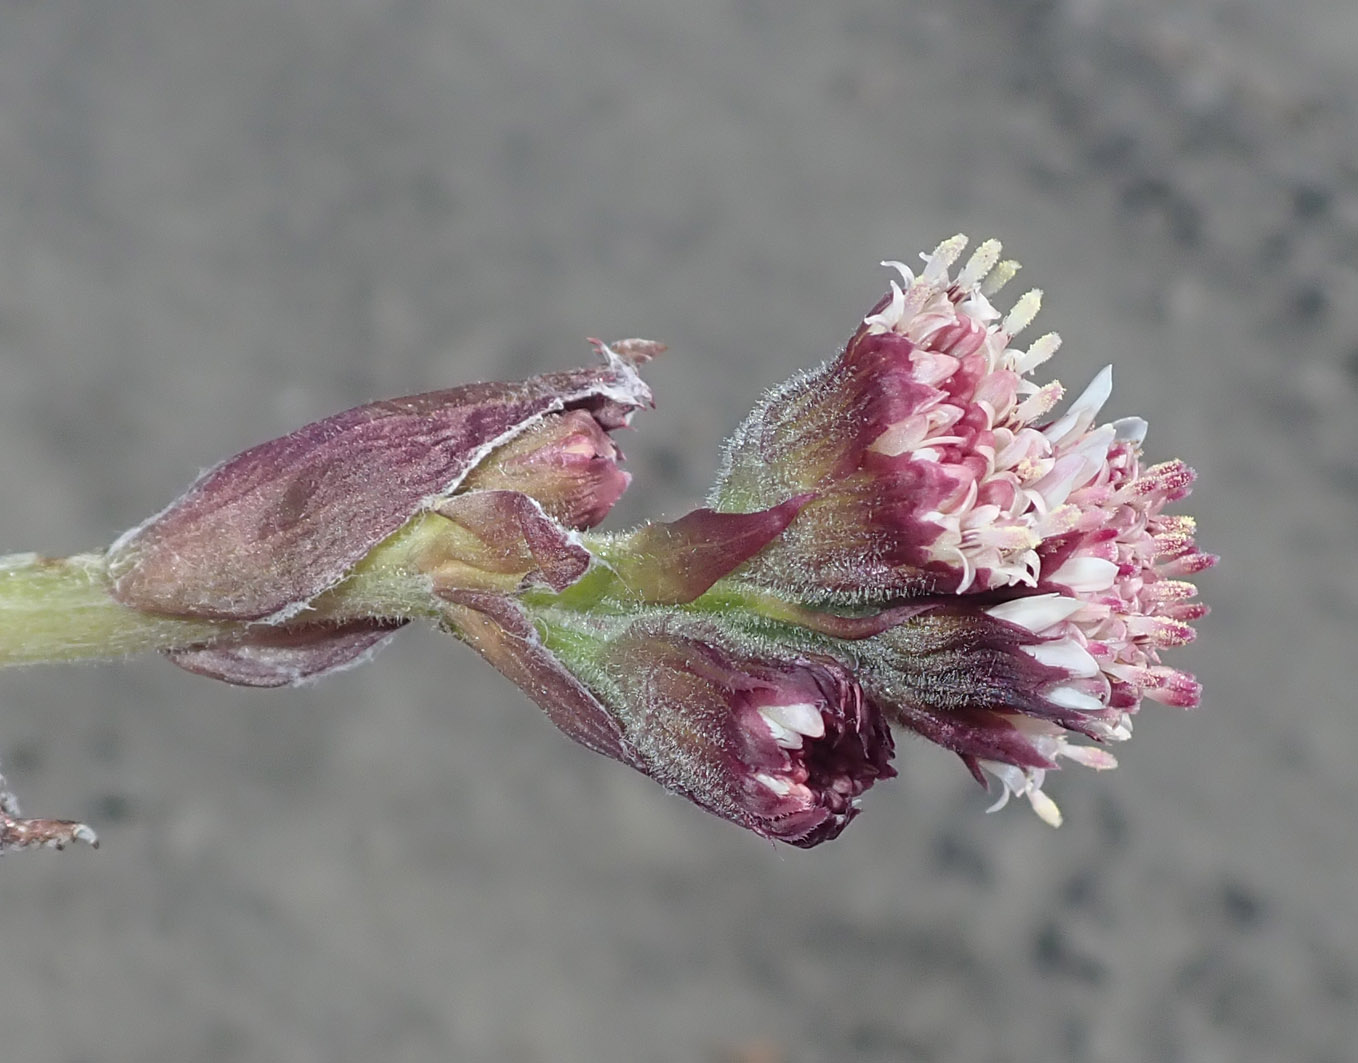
[[6, 241, 1212, 850]]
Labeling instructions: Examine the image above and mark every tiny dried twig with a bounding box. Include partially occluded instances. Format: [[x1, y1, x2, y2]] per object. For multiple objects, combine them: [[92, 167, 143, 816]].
[[0, 768, 98, 854]]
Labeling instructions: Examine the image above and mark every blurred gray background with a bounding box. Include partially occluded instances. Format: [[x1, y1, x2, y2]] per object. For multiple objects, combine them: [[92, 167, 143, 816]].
[[1, 1, 1355, 1061]]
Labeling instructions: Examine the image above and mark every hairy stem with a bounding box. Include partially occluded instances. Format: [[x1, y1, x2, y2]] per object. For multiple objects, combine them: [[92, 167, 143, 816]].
[[0, 523, 827, 669], [0, 520, 452, 668], [0, 552, 236, 665]]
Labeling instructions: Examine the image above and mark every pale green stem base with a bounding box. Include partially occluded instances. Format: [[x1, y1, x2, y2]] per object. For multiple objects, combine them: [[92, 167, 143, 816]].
[[0, 522, 811, 669], [0, 552, 236, 665]]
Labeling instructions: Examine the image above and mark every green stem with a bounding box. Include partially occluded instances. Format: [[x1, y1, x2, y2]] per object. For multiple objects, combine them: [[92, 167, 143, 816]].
[[0, 552, 237, 665], [0, 518, 465, 668], [0, 522, 846, 670]]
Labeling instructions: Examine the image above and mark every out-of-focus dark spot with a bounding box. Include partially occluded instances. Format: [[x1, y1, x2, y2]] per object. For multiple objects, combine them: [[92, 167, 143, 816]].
[[1009, 0, 1060, 37], [497, 127, 539, 180], [409, 167, 456, 216], [646, 444, 688, 488], [4, 740, 43, 773], [1327, 460, 1358, 501], [1166, 200, 1201, 246], [713, 1036, 788, 1063], [1291, 182, 1332, 221], [825, 70, 860, 106], [1061, 1015, 1091, 1059], [802, 919, 975, 974], [847, 1022, 934, 1061], [736, 947, 782, 995], [931, 829, 991, 886], [1218, 879, 1267, 929], [1343, 346, 1358, 383], [1120, 176, 1201, 246], [1048, 91, 1088, 132], [1096, 792, 1129, 848], [1086, 131, 1136, 171], [89, 727, 122, 765], [204, 1019, 250, 1059], [92, 792, 134, 824], [1274, 730, 1311, 769], [1032, 921, 1107, 984], [1314, 941, 1356, 1003], [1258, 229, 1293, 265], [1253, 387, 1311, 427], [1205, 969, 1273, 1033], [839, 9, 921, 50], [733, 0, 780, 26], [1288, 282, 1328, 324], [1175, 949, 1275, 1035], [1062, 868, 1101, 912], [624, 939, 690, 990], [1175, 950, 1212, 992]]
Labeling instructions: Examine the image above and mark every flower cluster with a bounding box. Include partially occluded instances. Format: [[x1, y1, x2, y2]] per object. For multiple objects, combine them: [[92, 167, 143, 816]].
[[710, 235, 1214, 824], [546, 612, 895, 846], [2, 238, 1212, 850]]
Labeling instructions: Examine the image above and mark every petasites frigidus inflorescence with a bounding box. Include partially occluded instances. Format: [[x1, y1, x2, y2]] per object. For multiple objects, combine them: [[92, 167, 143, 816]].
[[0, 237, 1213, 852]]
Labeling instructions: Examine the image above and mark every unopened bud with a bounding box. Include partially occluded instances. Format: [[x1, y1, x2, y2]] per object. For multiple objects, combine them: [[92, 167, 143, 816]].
[[539, 612, 895, 847], [460, 409, 631, 530], [107, 347, 654, 624]]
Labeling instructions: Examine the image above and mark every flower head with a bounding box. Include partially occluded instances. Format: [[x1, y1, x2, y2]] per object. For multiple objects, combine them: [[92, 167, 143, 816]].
[[855, 600, 1120, 827], [499, 609, 897, 847], [611, 617, 896, 846], [714, 235, 1214, 824]]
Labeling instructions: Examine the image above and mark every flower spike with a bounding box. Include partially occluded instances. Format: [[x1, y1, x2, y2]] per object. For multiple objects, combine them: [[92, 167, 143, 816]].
[[1, 237, 1211, 849]]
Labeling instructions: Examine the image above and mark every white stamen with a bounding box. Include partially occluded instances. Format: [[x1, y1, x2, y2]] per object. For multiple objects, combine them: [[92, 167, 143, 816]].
[[1002, 289, 1043, 336], [954, 548, 976, 594], [1069, 365, 1114, 420], [982, 762, 1027, 812], [1064, 423, 1117, 469], [1044, 366, 1113, 444], [1024, 639, 1101, 677], [1014, 331, 1061, 374], [880, 259, 914, 285], [987, 593, 1084, 633], [981, 259, 1021, 296], [957, 238, 1003, 291], [957, 290, 1000, 325], [1032, 451, 1098, 510], [1045, 684, 1106, 712], [1028, 787, 1064, 827], [869, 423, 921, 457], [761, 702, 825, 738], [1060, 745, 1119, 770], [1013, 381, 1064, 424], [758, 711, 804, 749], [1113, 416, 1148, 444], [755, 772, 793, 796], [923, 234, 968, 280], [864, 278, 908, 332], [978, 760, 1064, 826], [1049, 556, 1119, 593]]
